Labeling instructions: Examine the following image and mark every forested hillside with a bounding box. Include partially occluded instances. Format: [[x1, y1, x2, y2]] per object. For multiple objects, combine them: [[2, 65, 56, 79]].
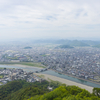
[[29, 86, 100, 100], [0, 80, 61, 100], [0, 80, 100, 100]]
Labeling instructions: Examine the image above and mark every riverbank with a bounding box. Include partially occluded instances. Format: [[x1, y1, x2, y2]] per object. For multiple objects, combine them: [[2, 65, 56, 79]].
[[10, 64, 43, 69], [34, 73, 93, 93], [0, 64, 43, 69], [50, 69, 100, 85], [0, 62, 45, 68]]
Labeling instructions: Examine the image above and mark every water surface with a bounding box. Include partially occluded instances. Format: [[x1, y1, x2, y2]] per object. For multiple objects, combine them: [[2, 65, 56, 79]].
[[0, 65, 100, 88]]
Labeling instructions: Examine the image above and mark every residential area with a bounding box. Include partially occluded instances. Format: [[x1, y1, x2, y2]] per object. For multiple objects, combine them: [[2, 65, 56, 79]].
[[0, 68, 44, 85], [0, 44, 100, 83]]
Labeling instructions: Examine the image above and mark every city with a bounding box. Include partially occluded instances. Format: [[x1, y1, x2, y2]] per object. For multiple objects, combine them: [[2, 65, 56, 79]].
[[0, 68, 44, 85], [0, 44, 100, 83]]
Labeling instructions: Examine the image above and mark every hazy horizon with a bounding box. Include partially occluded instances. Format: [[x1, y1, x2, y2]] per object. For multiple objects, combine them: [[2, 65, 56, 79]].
[[0, 37, 100, 43]]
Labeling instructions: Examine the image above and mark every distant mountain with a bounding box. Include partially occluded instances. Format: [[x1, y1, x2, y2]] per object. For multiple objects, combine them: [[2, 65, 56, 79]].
[[55, 40, 90, 47], [30, 39, 100, 47], [55, 45, 74, 49], [93, 44, 100, 48], [24, 46, 32, 49], [81, 40, 100, 46], [54, 39, 71, 44], [69, 40, 90, 47]]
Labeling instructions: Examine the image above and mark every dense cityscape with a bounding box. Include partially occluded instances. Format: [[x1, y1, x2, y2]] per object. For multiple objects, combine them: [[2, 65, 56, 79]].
[[0, 44, 100, 83], [0, 68, 44, 85]]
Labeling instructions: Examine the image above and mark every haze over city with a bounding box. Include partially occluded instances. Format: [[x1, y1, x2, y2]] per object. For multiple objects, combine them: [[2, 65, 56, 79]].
[[0, 0, 100, 41]]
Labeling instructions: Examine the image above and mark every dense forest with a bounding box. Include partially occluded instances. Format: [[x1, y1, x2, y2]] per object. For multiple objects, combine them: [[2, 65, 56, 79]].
[[29, 86, 100, 100], [0, 80, 100, 100], [0, 80, 61, 100]]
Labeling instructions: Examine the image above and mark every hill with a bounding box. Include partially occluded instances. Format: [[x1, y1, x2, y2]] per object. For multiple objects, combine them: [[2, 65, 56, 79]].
[[0, 80, 61, 100], [69, 40, 90, 47], [0, 80, 100, 100], [55, 40, 90, 47], [55, 45, 74, 49], [29, 86, 100, 100], [81, 40, 100, 46], [93, 44, 100, 48], [24, 46, 32, 49]]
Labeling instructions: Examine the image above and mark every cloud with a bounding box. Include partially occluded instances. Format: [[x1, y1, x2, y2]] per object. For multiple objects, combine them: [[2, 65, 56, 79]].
[[0, 0, 100, 40]]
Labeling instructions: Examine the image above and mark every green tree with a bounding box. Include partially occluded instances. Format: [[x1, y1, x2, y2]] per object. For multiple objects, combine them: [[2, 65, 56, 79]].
[[93, 88, 100, 97]]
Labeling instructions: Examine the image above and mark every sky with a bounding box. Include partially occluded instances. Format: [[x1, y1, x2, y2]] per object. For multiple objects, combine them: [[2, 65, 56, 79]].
[[0, 0, 100, 41]]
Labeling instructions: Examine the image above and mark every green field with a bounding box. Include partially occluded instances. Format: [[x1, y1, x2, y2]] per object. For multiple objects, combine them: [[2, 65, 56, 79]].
[[0, 67, 4, 69], [0, 82, 3, 84], [0, 75, 3, 78], [0, 62, 46, 68]]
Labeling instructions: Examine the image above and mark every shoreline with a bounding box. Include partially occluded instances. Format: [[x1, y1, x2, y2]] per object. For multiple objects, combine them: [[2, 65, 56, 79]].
[[1, 64, 100, 85], [12, 64, 43, 69], [0, 64, 98, 93], [50, 69, 100, 86], [0, 64, 43, 69], [34, 73, 93, 93]]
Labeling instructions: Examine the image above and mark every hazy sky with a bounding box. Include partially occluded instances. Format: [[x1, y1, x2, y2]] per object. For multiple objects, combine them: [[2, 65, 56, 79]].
[[0, 0, 100, 40]]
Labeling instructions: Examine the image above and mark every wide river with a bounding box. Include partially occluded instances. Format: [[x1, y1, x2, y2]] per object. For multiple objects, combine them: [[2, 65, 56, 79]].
[[0, 65, 100, 88]]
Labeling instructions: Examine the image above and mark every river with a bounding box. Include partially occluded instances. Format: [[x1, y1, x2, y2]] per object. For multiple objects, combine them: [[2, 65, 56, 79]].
[[0, 65, 100, 88]]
